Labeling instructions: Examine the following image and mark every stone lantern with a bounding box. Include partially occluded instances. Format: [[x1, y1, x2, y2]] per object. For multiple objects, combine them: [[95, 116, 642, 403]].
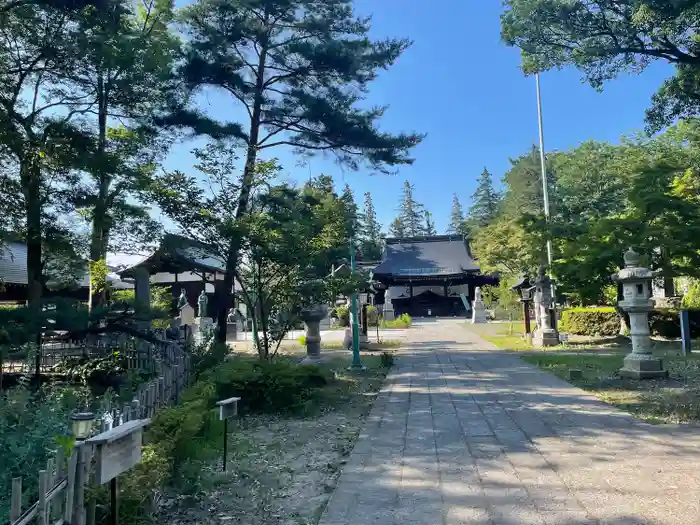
[[532, 265, 559, 346], [612, 247, 667, 379], [300, 304, 329, 361]]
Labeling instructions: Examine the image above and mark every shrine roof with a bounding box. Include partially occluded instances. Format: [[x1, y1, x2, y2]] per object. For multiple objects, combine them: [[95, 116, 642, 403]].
[[118, 234, 225, 278], [372, 235, 480, 280]]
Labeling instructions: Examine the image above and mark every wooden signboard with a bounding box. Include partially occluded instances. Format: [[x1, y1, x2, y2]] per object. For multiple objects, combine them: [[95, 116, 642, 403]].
[[86, 419, 151, 485], [216, 397, 241, 420]]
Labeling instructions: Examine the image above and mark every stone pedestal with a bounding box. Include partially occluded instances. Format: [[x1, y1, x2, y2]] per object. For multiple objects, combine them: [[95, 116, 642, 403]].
[[382, 288, 395, 321], [532, 266, 559, 347], [300, 304, 328, 361], [192, 317, 214, 344], [533, 326, 559, 347], [471, 299, 487, 324]]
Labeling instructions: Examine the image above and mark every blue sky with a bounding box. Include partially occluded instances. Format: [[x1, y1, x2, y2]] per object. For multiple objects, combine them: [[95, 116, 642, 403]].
[[163, 0, 673, 236]]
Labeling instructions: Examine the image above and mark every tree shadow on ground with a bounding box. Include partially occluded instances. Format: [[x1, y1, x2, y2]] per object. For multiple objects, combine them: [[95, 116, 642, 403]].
[[319, 337, 700, 524]]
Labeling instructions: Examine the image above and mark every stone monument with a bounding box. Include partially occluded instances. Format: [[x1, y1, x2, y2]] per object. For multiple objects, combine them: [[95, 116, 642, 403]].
[[532, 265, 559, 346], [197, 290, 208, 318], [177, 289, 188, 311], [471, 286, 487, 324], [612, 247, 668, 379], [300, 304, 329, 361], [193, 290, 213, 344], [382, 287, 395, 321]]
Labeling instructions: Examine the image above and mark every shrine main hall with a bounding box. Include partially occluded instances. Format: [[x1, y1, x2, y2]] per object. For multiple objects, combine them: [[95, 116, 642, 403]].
[[369, 235, 497, 318]]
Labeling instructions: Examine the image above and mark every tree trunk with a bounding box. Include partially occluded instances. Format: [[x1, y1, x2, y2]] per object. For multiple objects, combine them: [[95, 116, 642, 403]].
[[89, 72, 110, 312], [21, 152, 43, 376], [216, 36, 269, 343]]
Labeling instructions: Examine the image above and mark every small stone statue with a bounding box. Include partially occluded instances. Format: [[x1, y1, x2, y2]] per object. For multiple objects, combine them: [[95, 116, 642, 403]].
[[177, 289, 188, 310], [198, 290, 208, 318]]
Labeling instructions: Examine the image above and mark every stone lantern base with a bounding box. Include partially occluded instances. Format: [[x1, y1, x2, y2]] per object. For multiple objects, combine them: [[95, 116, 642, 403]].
[[533, 328, 559, 347], [619, 354, 668, 380]]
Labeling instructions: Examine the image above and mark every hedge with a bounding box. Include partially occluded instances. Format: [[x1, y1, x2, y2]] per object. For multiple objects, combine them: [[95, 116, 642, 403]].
[[560, 307, 700, 339], [559, 307, 619, 337]]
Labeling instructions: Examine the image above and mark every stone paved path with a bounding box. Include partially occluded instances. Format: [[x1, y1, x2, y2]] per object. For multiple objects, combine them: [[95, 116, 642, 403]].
[[319, 319, 700, 525]]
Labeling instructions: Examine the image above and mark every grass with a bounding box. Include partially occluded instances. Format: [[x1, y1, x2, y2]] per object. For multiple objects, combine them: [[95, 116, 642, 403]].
[[521, 352, 700, 424], [294, 336, 402, 351], [463, 321, 534, 351], [157, 354, 391, 525]]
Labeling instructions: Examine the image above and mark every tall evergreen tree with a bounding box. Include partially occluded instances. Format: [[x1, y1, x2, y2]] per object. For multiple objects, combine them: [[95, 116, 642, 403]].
[[340, 184, 360, 241], [424, 211, 436, 236], [388, 217, 406, 238], [360, 192, 383, 260], [467, 168, 501, 230], [447, 193, 466, 236], [396, 180, 424, 237], [165, 0, 424, 341]]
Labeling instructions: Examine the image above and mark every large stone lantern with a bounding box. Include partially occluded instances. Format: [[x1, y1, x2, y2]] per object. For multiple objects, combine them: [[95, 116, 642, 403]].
[[612, 247, 668, 379], [300, 304, 329, 361]]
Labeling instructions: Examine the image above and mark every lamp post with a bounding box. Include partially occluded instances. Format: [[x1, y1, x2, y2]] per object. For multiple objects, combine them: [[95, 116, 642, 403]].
[[71, 411, 95, 441], [511, 275, 533, 336], [349, 243, 362, 370]]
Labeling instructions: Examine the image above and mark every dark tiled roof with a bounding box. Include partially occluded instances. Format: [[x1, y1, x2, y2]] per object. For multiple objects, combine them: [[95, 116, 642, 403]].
[[372, 235, 480, 278]]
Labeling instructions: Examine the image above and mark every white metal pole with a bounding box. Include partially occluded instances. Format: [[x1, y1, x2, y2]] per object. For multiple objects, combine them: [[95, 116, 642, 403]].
[[535, 73, 553, 268]]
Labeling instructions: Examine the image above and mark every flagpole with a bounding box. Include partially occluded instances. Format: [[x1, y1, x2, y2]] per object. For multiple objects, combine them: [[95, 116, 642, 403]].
[[535, 72, 553, 268]]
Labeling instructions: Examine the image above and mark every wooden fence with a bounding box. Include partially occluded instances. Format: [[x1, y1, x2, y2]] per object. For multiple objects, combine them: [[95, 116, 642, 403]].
[[5, 340, 192, 525]]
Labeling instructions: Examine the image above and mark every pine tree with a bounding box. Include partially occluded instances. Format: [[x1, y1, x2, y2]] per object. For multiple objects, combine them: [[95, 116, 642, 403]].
[[447, 193, 466, 236], [388, 217, 406, 238], [396, 180, 424, 237], [424, 211, 437, 236], [340, 184, 360, 240], [360, 192, 383, 260], [467, 168, 501, 231], [163, 0, 424, 341]]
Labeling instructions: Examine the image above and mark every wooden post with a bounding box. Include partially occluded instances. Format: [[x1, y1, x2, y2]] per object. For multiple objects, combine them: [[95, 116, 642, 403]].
[[46, 456, 55, 520], [64, 449, 78, 525], [73, 444, 88, 525], [38, 470, 48, 525], [11, 477, 22, 522]]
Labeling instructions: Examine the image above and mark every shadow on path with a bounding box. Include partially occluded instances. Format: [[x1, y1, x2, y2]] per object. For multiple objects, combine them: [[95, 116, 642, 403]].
[[318, 320, 700, 525]]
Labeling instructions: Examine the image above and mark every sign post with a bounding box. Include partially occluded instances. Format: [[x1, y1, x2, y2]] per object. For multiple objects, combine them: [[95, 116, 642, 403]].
[[86, 419, 151, 525], [216, 397, 241, 472], [681, 309, 692, 356]]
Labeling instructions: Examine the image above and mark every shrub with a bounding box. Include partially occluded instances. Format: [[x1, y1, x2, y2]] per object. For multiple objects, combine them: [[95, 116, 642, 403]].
[[332, 305, 350, 326], [682, 280, 700, 309], [183, 358, 332, 414], [381, 313, 412, 329], [366, 305, 379, 326], [559, 307, 619, 336]]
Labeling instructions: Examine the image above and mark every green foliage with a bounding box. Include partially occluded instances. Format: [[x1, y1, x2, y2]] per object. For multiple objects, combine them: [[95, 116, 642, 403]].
[[359, 192, 383, 260], [366, 305, 380, 327], [381, 314, 412, 329], [682, 280, 700, 309], [332, 305, 350, 327], [0, 384, 89, 518], [447, 193, 467, 237], [500, 0, 700, 131], [482, 279, 522, 320], [559, 307, 620, 336], [393, 180, 426, 237], [183, 358, 331, 415], [466, 168, 501, 233]]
